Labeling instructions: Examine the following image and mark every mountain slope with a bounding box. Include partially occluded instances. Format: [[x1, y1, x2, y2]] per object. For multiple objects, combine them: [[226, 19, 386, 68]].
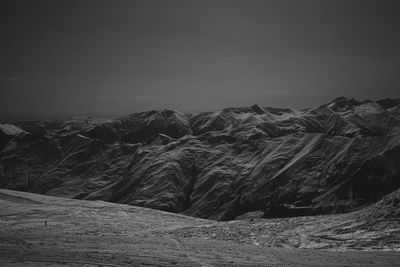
[[1, 97, 400, 220]]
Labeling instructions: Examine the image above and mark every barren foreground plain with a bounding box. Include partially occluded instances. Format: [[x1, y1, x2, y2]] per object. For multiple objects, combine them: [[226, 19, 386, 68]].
[[1, 189, 399, 267]]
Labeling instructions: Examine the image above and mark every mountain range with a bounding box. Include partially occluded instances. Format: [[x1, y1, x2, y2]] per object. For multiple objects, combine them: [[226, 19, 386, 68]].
[[1, 97, 400, 221]]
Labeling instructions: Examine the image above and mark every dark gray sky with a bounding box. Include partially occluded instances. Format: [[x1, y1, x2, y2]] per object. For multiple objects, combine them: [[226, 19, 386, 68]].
[[1, 0, 399, 120]]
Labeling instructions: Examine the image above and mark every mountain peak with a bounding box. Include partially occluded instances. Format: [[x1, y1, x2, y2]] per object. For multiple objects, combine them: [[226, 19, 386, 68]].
[[250, 104, 266, 115], [377, 98, 400, 109]]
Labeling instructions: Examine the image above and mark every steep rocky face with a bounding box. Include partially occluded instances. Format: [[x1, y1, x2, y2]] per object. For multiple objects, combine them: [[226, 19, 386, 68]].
[[1, 97, 399, 220], [0, 124, 25, 151], [82, 109, 191, 144], [376, 98, 400, 109]]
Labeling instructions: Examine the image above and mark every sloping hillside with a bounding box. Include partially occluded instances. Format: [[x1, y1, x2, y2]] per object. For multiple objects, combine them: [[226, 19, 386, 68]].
[[1, 97, 400, 220], [1, 189, 399, 266]]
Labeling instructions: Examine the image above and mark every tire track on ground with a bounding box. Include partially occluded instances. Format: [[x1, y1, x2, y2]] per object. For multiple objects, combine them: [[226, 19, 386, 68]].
[[168, 237, 213, 267], [157, 214, 214, 267]]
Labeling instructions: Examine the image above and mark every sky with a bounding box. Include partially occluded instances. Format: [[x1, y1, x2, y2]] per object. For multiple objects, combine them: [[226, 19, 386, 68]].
[[0, 0, 399, 120]]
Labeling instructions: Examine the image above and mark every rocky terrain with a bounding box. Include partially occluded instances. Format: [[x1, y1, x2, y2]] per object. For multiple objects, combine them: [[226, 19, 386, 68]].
[[1, 189, 399, 266], [1, 97, 400, 221]]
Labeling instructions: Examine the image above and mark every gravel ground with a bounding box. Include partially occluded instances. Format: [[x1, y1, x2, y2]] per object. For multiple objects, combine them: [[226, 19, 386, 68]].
[[1, 189, 400, 267]]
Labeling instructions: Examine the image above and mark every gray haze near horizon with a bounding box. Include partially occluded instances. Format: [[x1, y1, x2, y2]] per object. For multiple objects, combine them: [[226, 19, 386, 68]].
[[0, 0, 399, 120]]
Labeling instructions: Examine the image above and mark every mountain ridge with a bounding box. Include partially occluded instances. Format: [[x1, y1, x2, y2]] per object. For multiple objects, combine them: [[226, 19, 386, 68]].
[[1, 97, 400, 220]]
